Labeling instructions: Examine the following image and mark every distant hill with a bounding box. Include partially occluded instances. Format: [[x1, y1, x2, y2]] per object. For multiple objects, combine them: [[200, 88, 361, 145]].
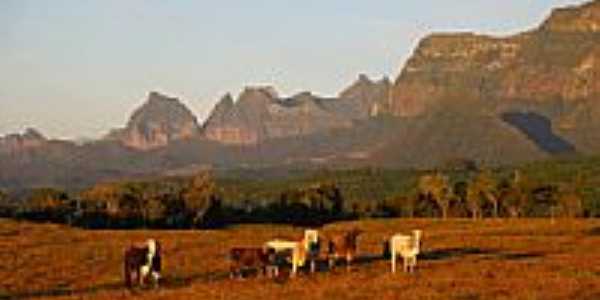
[[1, 0, 599, 190]]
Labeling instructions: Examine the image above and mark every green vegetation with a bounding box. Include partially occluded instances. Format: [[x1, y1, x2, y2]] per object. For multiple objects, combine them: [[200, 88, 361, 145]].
[[1, 156, 599, 228]]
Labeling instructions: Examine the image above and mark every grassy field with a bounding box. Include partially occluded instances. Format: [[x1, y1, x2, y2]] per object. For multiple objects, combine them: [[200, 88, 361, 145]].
[[2, 218, 600, 300]]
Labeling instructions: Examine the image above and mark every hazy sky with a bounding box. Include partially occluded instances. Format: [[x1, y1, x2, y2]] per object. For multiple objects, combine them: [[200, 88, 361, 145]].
[[0, 0, 589, 139]]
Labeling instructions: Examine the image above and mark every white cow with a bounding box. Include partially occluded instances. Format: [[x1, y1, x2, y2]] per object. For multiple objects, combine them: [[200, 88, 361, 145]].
[[389, 230, 422, 273], [264, 229, 320, 276]]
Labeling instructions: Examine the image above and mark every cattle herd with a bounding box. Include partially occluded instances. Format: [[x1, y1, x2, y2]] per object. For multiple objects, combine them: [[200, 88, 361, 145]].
[[124, 228, 423, 288]]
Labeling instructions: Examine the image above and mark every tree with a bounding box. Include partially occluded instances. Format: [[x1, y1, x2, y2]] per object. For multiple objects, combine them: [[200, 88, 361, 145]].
[[182, 172, 218, 227], [500, 189, 527, 218], [419, 173, 452, 219], [26, 188, 69, 211], [556, 174, 585, 218], [500, 170, 531, 218], [140, 189, 168, 226], [466, 184, 484, 220], [558, 193, 583, 218], [24, 188, 70, 221], [472, 169, 500, 218], [80, 183, 123, 214], [388, 189, 419, 218]]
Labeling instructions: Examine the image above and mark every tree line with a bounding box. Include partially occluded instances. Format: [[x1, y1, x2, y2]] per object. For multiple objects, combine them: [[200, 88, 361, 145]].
[[0, 167, 597, 229]]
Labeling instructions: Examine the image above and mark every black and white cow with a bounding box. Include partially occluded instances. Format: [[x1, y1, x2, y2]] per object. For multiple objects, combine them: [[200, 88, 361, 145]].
[[124, 239, 162, 288]]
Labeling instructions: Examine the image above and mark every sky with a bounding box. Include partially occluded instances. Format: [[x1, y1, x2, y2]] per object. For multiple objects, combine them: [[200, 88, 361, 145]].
[[0, 0, 589, 139]]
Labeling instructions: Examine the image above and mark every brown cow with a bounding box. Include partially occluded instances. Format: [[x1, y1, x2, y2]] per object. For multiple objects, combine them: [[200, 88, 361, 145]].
[[229, 247, 278, 279], [327, 228, 363, 271], [124, 239, 162, 288]]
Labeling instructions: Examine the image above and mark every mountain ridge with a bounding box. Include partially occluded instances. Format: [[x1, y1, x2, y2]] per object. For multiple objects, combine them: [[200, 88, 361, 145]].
[[1, 0, 599, 190]]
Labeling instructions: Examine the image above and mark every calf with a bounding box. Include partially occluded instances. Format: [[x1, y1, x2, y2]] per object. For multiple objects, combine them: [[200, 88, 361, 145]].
[[327, 228, 362, 271], [229, 247, 277, 279], [124, 239, 162, 288]]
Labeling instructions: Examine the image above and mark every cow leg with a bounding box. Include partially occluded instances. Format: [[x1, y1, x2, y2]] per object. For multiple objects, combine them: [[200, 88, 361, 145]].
[[414, 256, 418, 272], [291, 249, 298, 278], [391, 252, 396, 274], [263, 266, 268, 278], [291, 262, 297, 278], [310, 259, 316, 273], [139, 268, 145, 286], [329, 255, 336, 270], [124, 264, 132, 288], [346, 253, 352, 272], [230, 264, 239, 279], [151, 271, 160, 288]]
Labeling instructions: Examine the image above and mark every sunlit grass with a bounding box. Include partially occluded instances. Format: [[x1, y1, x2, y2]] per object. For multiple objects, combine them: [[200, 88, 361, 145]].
[[3, 218, 600, 299]]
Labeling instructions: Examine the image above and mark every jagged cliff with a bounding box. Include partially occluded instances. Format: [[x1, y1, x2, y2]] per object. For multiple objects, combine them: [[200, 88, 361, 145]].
[[202, 75, 389, 145], [105, 92, 201, 150], [391, 1, 600, 116], [389, 0, 600, 152]]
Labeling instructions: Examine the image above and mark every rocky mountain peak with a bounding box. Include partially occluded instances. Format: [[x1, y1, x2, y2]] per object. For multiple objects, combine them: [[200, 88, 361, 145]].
[[218, 93, 235, 107], [22, 128, 46, 141], [237, 86, 278, 106], [0, 128, 48, 153], [241, 86, 278, 97], [357, 73, 372, 83], [202, 93, 235, 131], [292, 91, 315, 102], [339, 74, 391, 118], [542, 0, 600, 32], [106, 91, 200, 150], [389, 0, 600, 117]]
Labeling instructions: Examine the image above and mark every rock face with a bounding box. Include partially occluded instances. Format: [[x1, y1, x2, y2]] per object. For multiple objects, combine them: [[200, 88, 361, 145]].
[[338, 74, 391, 119], [0, 128, 47, 154], [202, 76, 389, 145], [4, 0, 600, 191], [389, 0, 600, 152], [106, 92, 201, 150], [202, 87, 274, 145], [541, 0, 600, 32]]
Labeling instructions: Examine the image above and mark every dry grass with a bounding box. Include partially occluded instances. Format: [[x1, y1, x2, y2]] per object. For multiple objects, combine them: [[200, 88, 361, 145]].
[[2, 218, 600, 300]]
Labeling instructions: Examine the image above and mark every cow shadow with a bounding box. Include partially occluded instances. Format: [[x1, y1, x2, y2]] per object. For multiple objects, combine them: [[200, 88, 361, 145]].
[[420, 247, 501, 261], [5, 281, 125, 300], [419, 247, 544, 262], [160, 270, 231, 288], [6, 271, 233, 300], [7, 247, 546, 299], [587, 227, 600, 236]]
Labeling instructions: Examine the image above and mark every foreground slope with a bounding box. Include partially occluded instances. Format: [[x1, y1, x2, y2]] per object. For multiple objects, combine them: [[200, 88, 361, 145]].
[[3, 218, 600, 300]]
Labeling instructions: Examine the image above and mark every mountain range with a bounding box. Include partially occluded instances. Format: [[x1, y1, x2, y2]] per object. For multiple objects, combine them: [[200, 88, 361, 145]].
[[2, 0, 599, 190]]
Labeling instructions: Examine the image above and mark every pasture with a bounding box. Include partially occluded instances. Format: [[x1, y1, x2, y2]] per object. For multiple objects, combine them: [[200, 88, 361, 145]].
[[2, 218, 600, 300]]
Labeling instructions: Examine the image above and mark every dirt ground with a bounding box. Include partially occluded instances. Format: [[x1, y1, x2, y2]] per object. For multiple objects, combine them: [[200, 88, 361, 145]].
[[2, 218, 600, 300]]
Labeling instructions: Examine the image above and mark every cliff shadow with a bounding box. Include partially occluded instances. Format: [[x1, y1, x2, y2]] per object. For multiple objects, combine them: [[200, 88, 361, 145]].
[[501, 112, 575, 154]]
